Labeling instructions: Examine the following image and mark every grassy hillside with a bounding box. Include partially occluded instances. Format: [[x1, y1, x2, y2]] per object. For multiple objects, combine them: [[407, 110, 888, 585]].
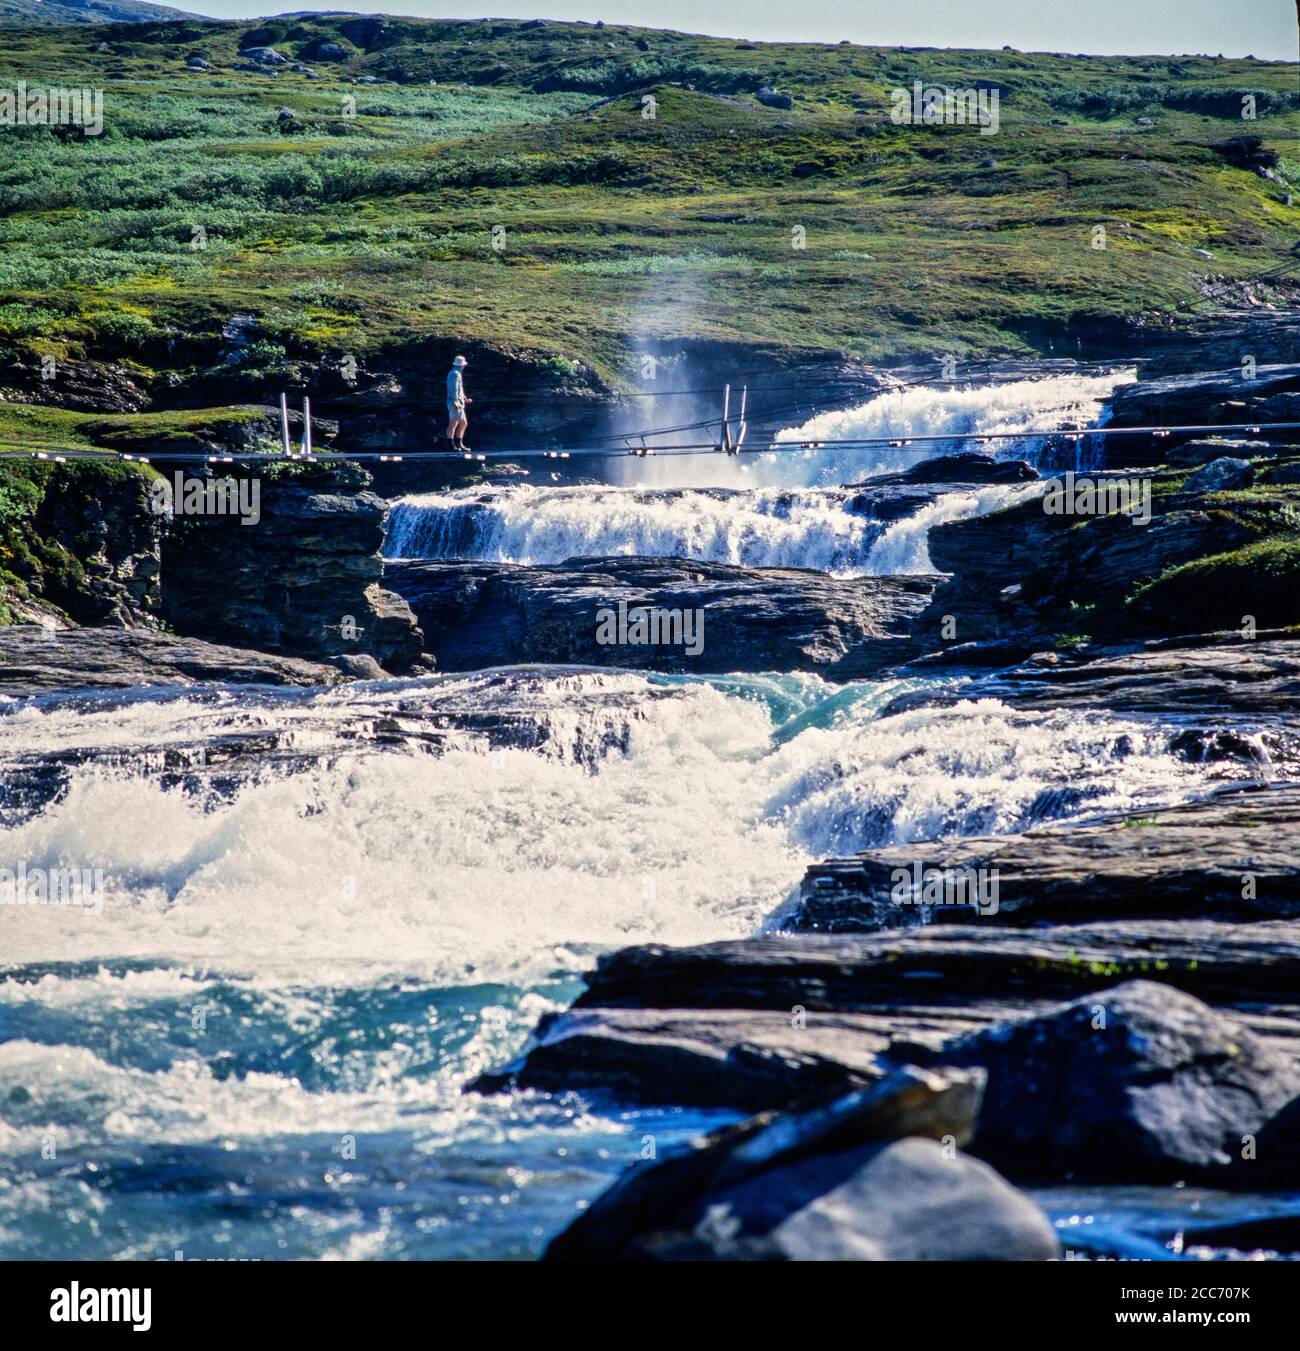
[[0, 14, 1295, 407], [0, 0, 194, 26]]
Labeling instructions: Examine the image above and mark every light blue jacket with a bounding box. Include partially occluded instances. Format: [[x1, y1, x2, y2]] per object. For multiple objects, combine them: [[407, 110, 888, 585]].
[[447, 368, 464, 407]]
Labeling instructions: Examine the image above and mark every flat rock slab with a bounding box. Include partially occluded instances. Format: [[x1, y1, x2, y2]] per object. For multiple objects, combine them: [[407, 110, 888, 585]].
[[893, 639, 1300, 718], [478, 922, 1300, 1110], [0, 625, 345, 695], [576, 921, 1300, 1013], [471, 1002, 1030, 1110], [791, 782, 1300, 932], [474, 1007, 895, 1108], [387, 556, 939, 676]]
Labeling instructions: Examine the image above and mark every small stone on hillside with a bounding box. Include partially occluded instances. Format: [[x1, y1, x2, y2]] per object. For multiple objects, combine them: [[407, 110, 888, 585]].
[[1182, 457, 1255, 492]]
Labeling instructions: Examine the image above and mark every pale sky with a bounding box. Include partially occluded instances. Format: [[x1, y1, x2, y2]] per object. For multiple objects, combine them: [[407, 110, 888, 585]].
[[184, 1, 1299, 60]]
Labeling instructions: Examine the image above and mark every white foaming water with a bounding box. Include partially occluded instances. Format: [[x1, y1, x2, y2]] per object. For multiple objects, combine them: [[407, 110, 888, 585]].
[[863, 482, 1044, 574], [385, 373, 1127, 571], [386, 483, 880, 574], [767, 697, 1208, 858], [771, 370, 1131, 486], [1, 674, 1210, 990]]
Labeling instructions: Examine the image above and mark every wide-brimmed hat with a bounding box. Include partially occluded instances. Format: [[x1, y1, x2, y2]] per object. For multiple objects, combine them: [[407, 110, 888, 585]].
[[453, 355, 467, 367]]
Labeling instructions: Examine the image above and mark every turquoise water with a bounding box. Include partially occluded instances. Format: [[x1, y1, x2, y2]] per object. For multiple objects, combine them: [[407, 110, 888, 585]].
[[0, 961, 735, 1260], [0, 667, 1260, 1259]]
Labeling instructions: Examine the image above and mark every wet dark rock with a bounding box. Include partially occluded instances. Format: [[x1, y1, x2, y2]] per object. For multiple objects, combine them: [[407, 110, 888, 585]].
[[852, 453, 1039, 486], [574, 921, 1300, 1014], [1259, 390, 1300, 422], [0, 665, 690, 823], [0, 625, 344, 695], [1106, 363, 1300, 453], [907, 481, 1260, 650], [789, 783, 1300, 933], [30, 463, 166, 627], [1182, 457, 1255, 491], [889, 638, 1300, 717], [938, 981, 1300, 1183], [387, 557, 938, 677], [545, 1066, 1058, 1261], [160, 461, 423, 671], [475, 992, 1073, 1110], [326, 653, 388, 680], [472, 1006, 896, 1109]]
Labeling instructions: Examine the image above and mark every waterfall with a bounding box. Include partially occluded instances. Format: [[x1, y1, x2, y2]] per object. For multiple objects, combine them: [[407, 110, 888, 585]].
[[386, 372, 1128, 573]]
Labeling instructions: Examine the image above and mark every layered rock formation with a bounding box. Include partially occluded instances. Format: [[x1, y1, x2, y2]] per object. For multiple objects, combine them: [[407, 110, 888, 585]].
[[0, 623, 343, 694], [159, 460, 424, 672], [388, 556, 938, 676]]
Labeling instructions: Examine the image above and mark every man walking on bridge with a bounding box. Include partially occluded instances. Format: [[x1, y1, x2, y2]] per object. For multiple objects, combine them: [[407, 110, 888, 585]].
[[446, 354, 471, 452]]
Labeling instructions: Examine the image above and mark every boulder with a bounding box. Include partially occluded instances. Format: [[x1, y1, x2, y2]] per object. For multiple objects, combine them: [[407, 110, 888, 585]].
[[939, 981, 1300, 1183], [325, 652, 388, 681], [1213, 135, 1280, 175], [301, 38, 349, 61], [1181, 457, 1255, 492], [480, 923, 1300, 1121], [545, 1066, 1058, 1260], [755, 87, 794, 110], [241, 47, 287, 66]]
